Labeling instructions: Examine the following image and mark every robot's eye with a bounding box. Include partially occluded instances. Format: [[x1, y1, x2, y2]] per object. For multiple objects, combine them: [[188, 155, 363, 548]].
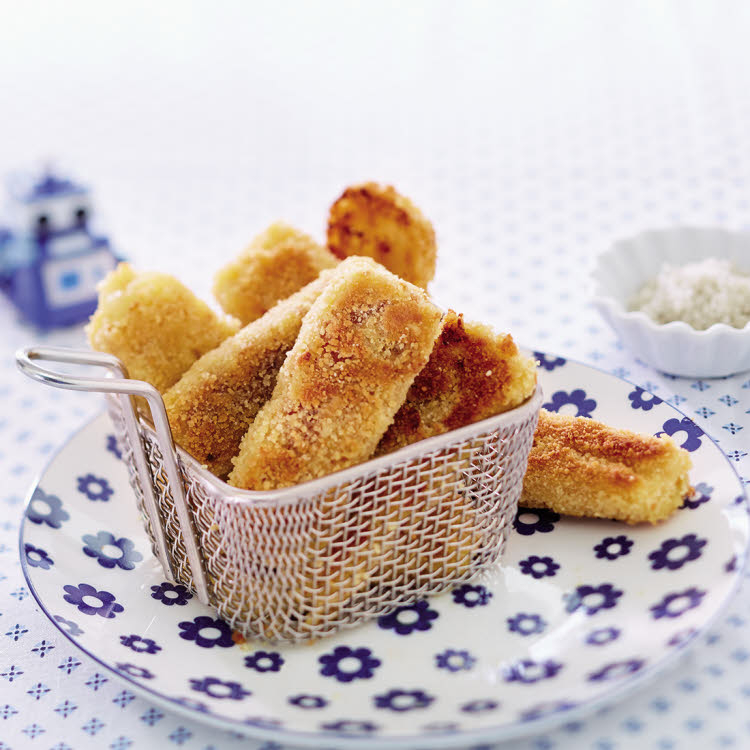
[[75, 207, 87, 225]]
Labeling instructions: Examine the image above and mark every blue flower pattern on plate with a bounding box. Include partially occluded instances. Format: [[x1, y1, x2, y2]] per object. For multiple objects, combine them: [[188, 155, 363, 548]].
[[288, 694, 327, 709], [189, 677, 250, 700], [656, 417, 704, 451], [628, 386, 663, 411], [378, 600, 438, 634], [504, 659, 563, 684], [24, 543, 53, 569], [319, 646, 380, 683], [435, 649, 476, 672], [106, 434, 122, 459], [245, 650, 284, 673], [651, 588, 707, 619], [26, 488, 69, 528], [648, 534, 707, 570], [374, 689, 434, 712], [460, 699, 499, 713], [586, 627, 621, 646], [682, 482, 712, 510], [62, 583, 124, 618], [76, 473, 114, 501], [514, 507, 561, 535], [321, 720, 378, 734], [120, 634, 161, 654], [594, 535, 633, 560], [82, 531, 143, 570], [507, 613, 546, 636], [543, 388, 597, 416], [519, 555, 560, 579], [565, 584, 623, 615], [588, 659, 645, 682], [178, 616, 234, 648], [452, 583, 492, 607], [150, 581, 193, 606], [116, 662, 154, 680], [534, 352, 566, 371]]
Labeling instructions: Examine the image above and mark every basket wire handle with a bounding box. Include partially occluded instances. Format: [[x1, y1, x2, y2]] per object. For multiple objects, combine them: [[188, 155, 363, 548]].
[[15, 346, 210, 605]]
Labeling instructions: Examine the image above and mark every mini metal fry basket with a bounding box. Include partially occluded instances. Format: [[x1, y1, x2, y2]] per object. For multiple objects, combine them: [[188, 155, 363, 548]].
[[17, 346, 542, 643]]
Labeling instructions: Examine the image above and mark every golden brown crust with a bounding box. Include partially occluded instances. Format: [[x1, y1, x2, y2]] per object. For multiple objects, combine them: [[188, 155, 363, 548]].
[[163, 273, 332, 478], [521, 409, 692, 524], [326, 183, 437, 289], [376, 311, 537, 454], [213, 222, 338, 326], [228, 257, 442, 490], [86, 263, 238, 393]]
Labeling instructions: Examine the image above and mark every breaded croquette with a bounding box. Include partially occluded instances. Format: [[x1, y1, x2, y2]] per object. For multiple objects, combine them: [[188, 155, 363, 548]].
[[521, 409, 692, 524], [326, 183, 437, 289], [376, 311, 537, 454], [229, 256, 442, 490], [213, 222, 338, 326], [163, 272, 331, 478], [86, 263, 239, 393]]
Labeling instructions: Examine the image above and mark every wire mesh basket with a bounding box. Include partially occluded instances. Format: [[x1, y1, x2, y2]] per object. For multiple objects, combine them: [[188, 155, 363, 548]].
[[18, 346, 542, 643]]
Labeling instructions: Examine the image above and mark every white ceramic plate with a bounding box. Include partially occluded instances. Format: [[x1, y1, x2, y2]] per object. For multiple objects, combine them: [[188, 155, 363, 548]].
[[20, 355, 749, 749]]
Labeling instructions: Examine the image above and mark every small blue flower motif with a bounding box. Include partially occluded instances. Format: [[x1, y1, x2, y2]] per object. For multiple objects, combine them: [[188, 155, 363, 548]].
[[514, 507, 561, 536], [628, 387, 663, 411], [24, 544, 53, 570], [651, 588, 707, 619], [504, 659, 563, 684], [543, 389, 597, 417], [178, 616, 234, 648], [319, 646, 381, 683], [76, 473, 114, 502], [63, 583, 124, 618], [534, 352, 567, 371], [594, 535, 634, 560], [106, 434, 122, 460], [116, 662, 154, 680], [373, 688, 434, 712], [244, 651, 284, 673], [53, 615, 84, 636], [519, 555, 560, 579], [82, 531, 143, 571], [656, 417, 704, 452], [667, 628, 697, 648], [588, 659, 645, 682], [150, 582, 193, 606], [648, 534, 707, 571], [452, 583, 492, 608], [378, 600, 439, 634], [26, 488, 69, 528], [507, 612, 546, 636], [725, 556, 737, 573], [460, 699, 499, 714], [682, 482, 712, 510], [586, 627, 621, 646], [435, 649, 476, 672], [288, 694, 327, 710], [321, 720, 378, 734], [189, 677, 251, 701], [119, 635, 161, 655], [565, 583, 623, 615], [520, 701, 577, 722]]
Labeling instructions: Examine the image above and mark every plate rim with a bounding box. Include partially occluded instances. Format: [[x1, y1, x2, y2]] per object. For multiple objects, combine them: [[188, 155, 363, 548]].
[[18, 355, 750, 749]]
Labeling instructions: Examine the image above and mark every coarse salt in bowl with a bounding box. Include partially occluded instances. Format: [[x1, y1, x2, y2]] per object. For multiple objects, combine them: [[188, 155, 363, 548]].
[[591, 227, 750, 378]]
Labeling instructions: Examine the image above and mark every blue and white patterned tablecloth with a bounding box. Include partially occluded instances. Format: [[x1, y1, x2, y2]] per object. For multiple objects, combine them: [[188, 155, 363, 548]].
[[2, 2, 750, 748]]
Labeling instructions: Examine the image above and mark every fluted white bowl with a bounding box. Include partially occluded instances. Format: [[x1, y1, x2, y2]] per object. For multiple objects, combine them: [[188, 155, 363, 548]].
[[591, 227, 750, 378]]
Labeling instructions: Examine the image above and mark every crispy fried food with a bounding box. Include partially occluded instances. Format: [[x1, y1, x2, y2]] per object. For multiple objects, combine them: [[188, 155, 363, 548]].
[[376, 311, 537, 455], [163, 272, 332, 478], [228, 256, 443, 490], [326, 183, 437, 289], [213, 222, 338, 326], [86, 263, 238, 393], [521, 409, 692, 524]]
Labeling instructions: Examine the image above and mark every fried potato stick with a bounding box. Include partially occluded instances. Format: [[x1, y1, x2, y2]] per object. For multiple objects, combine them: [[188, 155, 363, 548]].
[[229, 256, 442, 490], [521, 409, 692, 524], [213, 222, 338, 326], [86, 263, 238, 393], [327, 183, 437, 289], [163, 272, 331, 478]]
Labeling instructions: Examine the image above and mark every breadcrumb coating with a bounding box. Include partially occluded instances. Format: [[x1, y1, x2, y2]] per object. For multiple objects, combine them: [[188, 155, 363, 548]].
[[376, 310, 537, 454], [163, 272, 332, 478], [213, 222, 338, 326], [229, 256, 442, 490], [326, 183, 437, 289], [86, 263, 238, 393], [522, 409, 692, 524]]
